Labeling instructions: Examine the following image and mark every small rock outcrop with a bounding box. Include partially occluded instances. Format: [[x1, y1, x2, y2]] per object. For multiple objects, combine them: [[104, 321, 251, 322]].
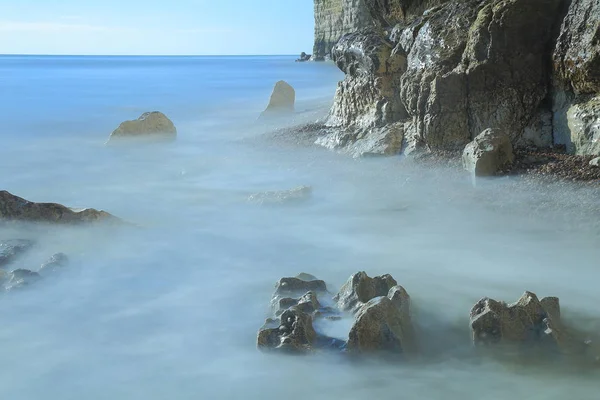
[[0, 239, 34, 268], [260, 81, 295, 116], [39, 253, 69, 274], [108, 111, 177, 143], [470, 292, 567, 348], [5, 269, 41, 291], [247, 186, 312, 205], [257, 306, 317, 353], [0, 190, 118, 224], [334, 271, 397, 313], [462, 129, 514, 177], [347, 285, 417, 355], [296, 52, 312, 62]]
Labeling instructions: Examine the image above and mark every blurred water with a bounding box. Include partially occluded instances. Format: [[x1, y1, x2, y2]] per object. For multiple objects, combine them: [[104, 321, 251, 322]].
[[0, 55, 599, 399]]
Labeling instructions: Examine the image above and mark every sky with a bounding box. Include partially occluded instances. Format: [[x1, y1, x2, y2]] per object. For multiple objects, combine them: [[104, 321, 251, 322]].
[[0, 0, 315, 55]]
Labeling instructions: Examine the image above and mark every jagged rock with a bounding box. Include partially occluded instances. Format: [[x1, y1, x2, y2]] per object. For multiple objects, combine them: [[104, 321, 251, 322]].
[[0, 239, 34, 268], [276, 291, 321, 316], [553, 0, 600, 95], [566, 96, 600, 156], [257, 306, 317, 353], [462, 128, 514, 176], [470, 292, 563, 346], [590, 157, 600, 167], [346, 286, 417, 355], [334, 271, 397, 313], [108, 111, 177, 143], [0, 190, 119, 224], [316, 123, 404, 157], [39, 253, 69, 274], [247, 185, 312, 205], [273, 277, 327, 298], [261, 81, 295, 116], [6, 269, 41, 290], [365, 0, 451, 27], [296, 52, 312, 62]]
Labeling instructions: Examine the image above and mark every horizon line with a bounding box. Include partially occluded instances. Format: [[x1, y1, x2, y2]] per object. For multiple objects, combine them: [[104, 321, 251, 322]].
[[0, 53, 302, 57]]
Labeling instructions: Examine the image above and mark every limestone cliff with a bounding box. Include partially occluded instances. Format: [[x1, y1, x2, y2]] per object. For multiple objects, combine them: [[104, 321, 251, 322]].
[[313, 0, 373, 60], [315, 0, 600, 158]]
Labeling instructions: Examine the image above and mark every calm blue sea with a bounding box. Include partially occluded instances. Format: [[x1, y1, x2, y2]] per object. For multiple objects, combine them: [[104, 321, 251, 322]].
[[0, 55, 599, 400]]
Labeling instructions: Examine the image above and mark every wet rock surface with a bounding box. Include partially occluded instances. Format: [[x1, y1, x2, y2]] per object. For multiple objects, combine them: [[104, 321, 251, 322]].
[[108, 111, 177, 143], [0, 190, 119, 224], [247, 186, 312, 205], [0, 250, 70, 291], [0, 239, 34, 268]]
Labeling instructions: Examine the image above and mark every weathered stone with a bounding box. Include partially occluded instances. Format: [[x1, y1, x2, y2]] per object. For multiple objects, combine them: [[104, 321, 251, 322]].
[[257, 307, 317, 353], [334, 271, 397, 313], [274, 277, 327, 298], [39, 253, 69, 274], [0, 239, 34, 268], [553, 0, 600, 95], [296, 52, 312, 62], [247, 186, 312, 205], [470, 291, 561, 346], [317, 123, 404, 157], [261, 81, 295, 116], [313, 0, 374, 60], [347, 293, 417, 355], [295, 272, 319, 282], [365, 0, 451, 28], [462, 128, 514, 176], [276, 291, 321, 316], [566, 97, 600, 156], [0, 190, 118, 224], [108, 111, 177, 142]]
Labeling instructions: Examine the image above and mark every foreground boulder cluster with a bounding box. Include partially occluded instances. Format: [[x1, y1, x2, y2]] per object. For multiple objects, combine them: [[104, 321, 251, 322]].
[[310, 0, 600, 176], [258, 272, 600, 365]]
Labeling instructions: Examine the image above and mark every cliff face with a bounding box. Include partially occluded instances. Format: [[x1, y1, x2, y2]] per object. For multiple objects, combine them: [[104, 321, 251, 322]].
[[317, 0, 600, 158], [313, 0, 373, 60]]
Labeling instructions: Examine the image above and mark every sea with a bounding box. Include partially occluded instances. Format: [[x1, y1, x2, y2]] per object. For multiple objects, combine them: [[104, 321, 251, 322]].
[[0, 55, 599, 399]]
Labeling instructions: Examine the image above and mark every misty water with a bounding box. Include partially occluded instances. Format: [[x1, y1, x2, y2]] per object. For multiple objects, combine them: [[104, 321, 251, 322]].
[[1, 56, 599, 399]]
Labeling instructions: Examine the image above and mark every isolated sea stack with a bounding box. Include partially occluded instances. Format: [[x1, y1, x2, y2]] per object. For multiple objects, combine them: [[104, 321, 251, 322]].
[[260, 81, 295, 117], [107, 111, 177, 143]]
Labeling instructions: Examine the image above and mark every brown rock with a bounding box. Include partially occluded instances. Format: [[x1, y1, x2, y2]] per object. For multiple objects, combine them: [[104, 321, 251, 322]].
[[108, 111, 177, 142], [462, 128, 515, 176], [334, 271, 397, 313], [0, 190, 119, 225], [257, 307, 317, 353]]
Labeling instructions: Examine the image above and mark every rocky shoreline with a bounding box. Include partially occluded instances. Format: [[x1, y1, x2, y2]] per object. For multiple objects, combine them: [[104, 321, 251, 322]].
[[258, 272, 600, 367]]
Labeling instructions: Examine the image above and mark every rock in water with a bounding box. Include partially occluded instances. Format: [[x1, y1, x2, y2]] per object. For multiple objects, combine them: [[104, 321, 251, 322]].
[[5, 269, 41, 291], [108, 111, 177, 143], [247, 186, 312, 205], [347, 286, 417, 355], [0, 239, 34, 268], [261, 81, 295, 116], [462, 129, 514, 177], [0, 190, 118, 224], [334, 271, 397, 313], [257, 306, 317, 353], [470, 292, 564, 346], [296, 52, 311, 62], [39, 253, 69, 274]]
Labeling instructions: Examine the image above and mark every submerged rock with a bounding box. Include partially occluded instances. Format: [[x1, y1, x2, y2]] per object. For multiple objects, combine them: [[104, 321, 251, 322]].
[[334, 271, 397, 313], [261, 81, 295, 116], [0, 239, 34, 268], [247, 186, 312, 205], [462, 128, 514, 177], [0, 190, 119, 224], [39, 253, 69, 274], [347, 286, 417, 355], [5, 269, 41, 290], [108, 111, 177, 143]]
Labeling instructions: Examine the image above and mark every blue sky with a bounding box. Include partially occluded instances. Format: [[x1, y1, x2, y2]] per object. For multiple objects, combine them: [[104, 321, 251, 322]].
[[0, 0, 315, 55]]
